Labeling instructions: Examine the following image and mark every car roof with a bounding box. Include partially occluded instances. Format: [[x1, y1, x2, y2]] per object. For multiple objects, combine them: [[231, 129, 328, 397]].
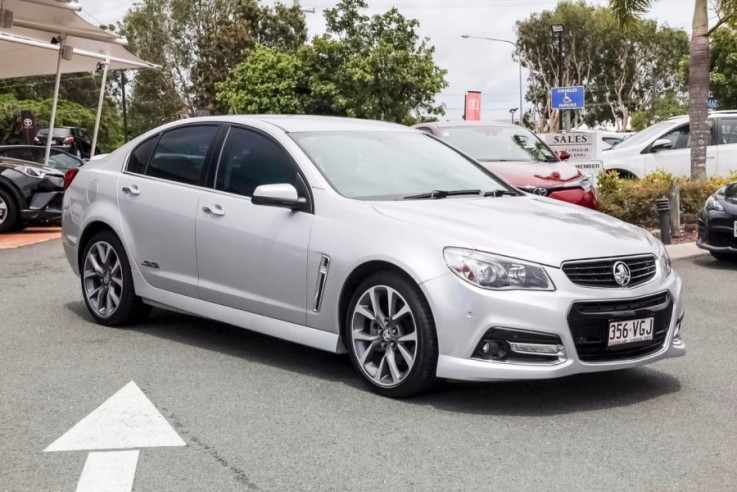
[[412, 120, 520, 130], [176, 115, 413, 133]]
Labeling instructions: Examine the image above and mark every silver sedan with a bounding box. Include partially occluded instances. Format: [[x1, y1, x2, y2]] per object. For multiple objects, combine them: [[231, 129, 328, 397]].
[[61, 116, 685, 397]]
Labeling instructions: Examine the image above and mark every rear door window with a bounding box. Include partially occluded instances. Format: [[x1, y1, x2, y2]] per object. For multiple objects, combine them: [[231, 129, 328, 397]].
[[126, 136, 159, 175]]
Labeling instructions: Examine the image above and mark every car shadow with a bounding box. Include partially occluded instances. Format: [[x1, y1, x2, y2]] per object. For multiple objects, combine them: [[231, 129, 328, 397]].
[[691, 255, 737, 270], [65, 301, 683, 416], [65, 301, 360, 388]]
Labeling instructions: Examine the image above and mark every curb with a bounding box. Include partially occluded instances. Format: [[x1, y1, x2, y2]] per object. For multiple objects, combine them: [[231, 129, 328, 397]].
[[665, 242, 708, 260]]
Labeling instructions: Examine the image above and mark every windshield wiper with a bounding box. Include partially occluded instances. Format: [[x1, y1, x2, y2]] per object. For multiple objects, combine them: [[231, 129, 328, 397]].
[[403, 189, 481, 200], [483, 190, 519, 197]]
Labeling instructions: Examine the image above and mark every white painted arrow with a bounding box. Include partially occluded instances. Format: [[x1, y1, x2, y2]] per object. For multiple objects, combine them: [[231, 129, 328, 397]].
[[45, 381, 186, 492]]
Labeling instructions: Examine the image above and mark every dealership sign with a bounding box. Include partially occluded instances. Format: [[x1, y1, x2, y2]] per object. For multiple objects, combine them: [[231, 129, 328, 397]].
[[464, 91, 482, 121], [541, 132, 603, 176]]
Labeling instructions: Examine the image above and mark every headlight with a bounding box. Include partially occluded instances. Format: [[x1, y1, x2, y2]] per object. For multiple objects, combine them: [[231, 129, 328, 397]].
[[705, 193, 724, 212], [563, 173, 593, 192], [443, 247, 555, 291], [20, 166, 46, 179], [658, 242, 672, 277]]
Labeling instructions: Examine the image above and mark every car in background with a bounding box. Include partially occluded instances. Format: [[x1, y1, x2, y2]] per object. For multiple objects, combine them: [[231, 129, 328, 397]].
[[601, 111, 737, 179], [697, 181, 737, 261], [61, 115, 684, 398], [413, 121, 598, 209], [0, 157, 66, 233], [34, 126, 100, 159], [0, 145, 85, 170]]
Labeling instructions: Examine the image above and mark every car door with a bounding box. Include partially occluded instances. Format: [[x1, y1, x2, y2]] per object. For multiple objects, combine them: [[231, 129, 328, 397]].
[[196, 126, 314, 325], [644, 123, 717, 178], [117, 124, 220, 298], [715, 117, 737, 177]]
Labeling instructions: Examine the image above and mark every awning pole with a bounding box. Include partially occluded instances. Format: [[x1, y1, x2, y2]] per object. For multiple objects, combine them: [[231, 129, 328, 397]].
[[44, 35, 66, 167], [90, 58, 109, 159]]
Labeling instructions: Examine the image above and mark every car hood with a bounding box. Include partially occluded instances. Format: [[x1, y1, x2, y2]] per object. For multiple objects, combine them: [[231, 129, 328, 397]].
[[1, 158, 64, 176], [478, 160, 581, 187], [372, 196, 657, 267]]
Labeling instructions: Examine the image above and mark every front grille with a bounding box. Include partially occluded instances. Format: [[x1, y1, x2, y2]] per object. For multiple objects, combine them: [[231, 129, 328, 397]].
[[568, 292, 672, 362], [562, 255, 657, 288]]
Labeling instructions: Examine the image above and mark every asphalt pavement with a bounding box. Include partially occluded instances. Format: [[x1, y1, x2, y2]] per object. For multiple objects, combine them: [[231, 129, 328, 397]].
[[1, 240, 735, 491]]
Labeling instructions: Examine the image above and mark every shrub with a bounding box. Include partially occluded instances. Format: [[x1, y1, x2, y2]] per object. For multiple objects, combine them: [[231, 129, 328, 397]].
[[597, 170, 737, 228]]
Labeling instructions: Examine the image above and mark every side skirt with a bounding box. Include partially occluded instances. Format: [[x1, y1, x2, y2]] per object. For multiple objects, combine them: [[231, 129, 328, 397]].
[[131, 269, 345, 354]]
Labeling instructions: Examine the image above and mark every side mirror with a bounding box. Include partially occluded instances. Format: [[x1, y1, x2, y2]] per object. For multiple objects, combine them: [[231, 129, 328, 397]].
[[555, 150, 571, 161], [651, 138, 673, 152], [252, 183, 307, 211]]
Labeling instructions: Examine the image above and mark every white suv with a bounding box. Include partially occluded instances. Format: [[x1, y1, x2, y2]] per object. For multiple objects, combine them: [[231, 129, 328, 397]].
[[602, 112, 737, 179]]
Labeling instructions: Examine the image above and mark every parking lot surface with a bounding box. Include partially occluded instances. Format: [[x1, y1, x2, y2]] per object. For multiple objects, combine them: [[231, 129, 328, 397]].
[[1, 240, 736, 491]]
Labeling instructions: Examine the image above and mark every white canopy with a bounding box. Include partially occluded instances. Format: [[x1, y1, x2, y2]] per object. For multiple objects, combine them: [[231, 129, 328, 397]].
[[0, 0, 158, 161]]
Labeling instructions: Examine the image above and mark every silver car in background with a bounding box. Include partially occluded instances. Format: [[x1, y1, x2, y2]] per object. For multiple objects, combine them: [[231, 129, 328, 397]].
[[61, 116, 685, 397]]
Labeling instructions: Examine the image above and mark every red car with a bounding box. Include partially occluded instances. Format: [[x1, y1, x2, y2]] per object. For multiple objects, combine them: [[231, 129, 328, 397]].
[[413, 121, 598, 210]]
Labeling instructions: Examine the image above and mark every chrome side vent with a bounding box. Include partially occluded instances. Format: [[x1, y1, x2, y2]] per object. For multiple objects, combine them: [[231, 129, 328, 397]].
[[312, 255, 331, 312]]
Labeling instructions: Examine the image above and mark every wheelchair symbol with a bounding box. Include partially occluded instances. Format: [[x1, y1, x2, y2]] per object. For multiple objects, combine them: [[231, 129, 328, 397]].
[[562, 94, 573, 104]]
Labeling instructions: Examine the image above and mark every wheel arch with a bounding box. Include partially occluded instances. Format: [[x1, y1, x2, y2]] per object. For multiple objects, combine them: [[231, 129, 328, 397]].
[[77, 220, 121, 272], [608, 168, 640, 180], [0, 176, 26, 209], [337, 260, 429, 343]]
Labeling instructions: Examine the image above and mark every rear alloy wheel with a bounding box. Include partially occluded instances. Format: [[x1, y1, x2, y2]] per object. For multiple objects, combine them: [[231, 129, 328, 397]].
[[346, 272, 438, 398], [0, 188, 19, 233], [81, 231, 150, 326]]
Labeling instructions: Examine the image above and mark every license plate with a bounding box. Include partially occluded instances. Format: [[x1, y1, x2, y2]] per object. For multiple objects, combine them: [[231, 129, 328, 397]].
[[608, 317, 654, 347]]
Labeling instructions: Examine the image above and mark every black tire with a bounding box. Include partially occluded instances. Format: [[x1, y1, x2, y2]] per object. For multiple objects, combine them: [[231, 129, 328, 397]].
[[80, 230, 151, 326], [0, 187, 20, 233], [710, 251, 737, 262], [345, 271, 438, 398]]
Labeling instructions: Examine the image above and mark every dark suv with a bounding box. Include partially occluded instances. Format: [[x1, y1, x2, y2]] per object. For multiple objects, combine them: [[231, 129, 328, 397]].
[[34, 126, 100, 159]]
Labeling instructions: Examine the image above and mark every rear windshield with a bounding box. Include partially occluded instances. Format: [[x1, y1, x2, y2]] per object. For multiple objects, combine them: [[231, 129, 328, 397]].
[[38, 128, 72, 136]]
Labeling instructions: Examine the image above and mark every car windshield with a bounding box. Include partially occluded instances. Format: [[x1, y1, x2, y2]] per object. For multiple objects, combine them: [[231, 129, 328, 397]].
[[609, 121, 676, 150], [47, 152, 82, 170], [290, 131, 512, 200], [435, 126, 557, 162]]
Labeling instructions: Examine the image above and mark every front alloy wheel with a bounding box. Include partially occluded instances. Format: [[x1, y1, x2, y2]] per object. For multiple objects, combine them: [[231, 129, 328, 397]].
[[347, 272, 438, 397]]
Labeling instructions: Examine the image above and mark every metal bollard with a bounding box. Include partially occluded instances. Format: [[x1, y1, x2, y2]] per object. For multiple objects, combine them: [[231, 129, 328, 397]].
[[656, 197, 671, 245]]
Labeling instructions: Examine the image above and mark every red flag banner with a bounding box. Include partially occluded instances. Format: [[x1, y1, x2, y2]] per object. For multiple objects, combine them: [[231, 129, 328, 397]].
[[464, 91, 482, 121]]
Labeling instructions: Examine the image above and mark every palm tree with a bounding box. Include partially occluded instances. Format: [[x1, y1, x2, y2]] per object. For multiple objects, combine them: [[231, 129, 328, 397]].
[[609, 0, 737, 180]]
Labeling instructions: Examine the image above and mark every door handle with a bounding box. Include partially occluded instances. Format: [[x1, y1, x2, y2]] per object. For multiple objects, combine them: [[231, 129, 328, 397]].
[[202, 205, 225, 217], [122, 185, 140, 196]]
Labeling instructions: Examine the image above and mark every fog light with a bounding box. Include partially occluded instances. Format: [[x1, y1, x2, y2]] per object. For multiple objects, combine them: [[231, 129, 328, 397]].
[[480, 340, 509, 360], [509, 342, 564, 356]]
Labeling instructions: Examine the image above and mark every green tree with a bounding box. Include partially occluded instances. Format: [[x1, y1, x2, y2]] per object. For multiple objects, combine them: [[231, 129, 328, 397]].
[[216, 46, 309, 114], [631, 91, 687, 130], [307, 0, 448, 123], [515, 1, 688, 132], [120, 0, 307, 136], [608, 0, 737, 180], [709, 27, 737, 109]]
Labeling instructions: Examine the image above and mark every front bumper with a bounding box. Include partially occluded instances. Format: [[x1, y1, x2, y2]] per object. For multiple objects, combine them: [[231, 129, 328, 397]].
[[697, 210, 737, 256], [421, 266, 685, 382], [20, 191, 63, 223]]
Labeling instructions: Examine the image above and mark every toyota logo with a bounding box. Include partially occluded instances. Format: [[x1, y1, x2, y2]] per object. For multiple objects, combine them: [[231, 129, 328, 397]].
[[23, 118, 33, 128], [613, 261, 631, 287], [533, 187, 548, 196]]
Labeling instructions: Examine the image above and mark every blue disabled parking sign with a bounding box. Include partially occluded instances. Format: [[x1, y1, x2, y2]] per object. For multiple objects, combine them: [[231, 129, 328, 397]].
[[552, 86, 585, 110]]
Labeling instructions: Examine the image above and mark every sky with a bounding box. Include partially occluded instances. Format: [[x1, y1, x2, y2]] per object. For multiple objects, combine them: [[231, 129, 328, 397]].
[[79, 0, 697, 122]]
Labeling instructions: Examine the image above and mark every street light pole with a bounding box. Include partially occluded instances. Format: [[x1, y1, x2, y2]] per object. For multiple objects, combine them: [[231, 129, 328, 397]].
[[461, 35, 523, 124]]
